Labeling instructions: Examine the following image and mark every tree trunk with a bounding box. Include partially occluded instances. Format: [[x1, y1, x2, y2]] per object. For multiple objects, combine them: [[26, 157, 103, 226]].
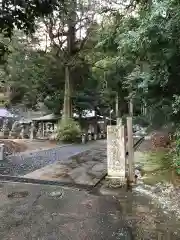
[[94, 109, 98, 134], [129, 98, 133, 117], [62, 0, 76, 119], [115, 92, 121, 118], [62, 65, 72, 119]]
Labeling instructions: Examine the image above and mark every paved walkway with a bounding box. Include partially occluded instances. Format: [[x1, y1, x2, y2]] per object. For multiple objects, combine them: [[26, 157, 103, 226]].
[[0, 138, 179, 239], [0, 182, 133, 240], [0, 181, 179, 239], [24, 145, 107, 186], [23, 137, 141, 186]]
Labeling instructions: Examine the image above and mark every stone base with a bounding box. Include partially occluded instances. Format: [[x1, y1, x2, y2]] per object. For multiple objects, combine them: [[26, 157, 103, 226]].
[[8, 136, 13, 139], [0, 161, 11, 175], [98, 134, 102, 139], [0, 132, 9, 139], [81, 135, 86, 144], [105, 176, 126, 188], [88, 135, 92, 141], [49, 133, 57, 141]]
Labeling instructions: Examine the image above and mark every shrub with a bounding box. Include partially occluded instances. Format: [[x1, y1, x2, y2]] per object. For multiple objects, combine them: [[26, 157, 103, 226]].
[[56, 118, 81, 143]]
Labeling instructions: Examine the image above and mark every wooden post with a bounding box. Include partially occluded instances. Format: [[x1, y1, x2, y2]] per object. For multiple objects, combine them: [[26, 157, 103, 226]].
[[127, 116, 134, 182]]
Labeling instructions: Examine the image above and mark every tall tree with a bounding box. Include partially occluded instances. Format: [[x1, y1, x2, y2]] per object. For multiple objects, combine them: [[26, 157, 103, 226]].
[[41, 0, 98, 119], [0, 0, 144, 119]]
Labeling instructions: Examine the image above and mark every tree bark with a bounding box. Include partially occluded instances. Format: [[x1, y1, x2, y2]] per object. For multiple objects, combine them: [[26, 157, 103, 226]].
[[115, 92, 121, 118], [62, 65, 72, 119], [129, 98, 133, 117], [62, 0, 76, 120]]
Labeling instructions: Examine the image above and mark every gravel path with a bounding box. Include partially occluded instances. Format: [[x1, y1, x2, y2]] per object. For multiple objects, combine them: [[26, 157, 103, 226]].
[[4, 141, 106, 176]]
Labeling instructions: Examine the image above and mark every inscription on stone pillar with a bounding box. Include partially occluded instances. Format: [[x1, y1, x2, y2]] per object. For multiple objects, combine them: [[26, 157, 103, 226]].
[[107, 125, 126, 181]]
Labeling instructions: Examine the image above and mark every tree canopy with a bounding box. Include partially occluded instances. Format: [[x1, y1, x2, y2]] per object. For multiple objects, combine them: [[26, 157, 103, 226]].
[[1, 0, 180, 128]]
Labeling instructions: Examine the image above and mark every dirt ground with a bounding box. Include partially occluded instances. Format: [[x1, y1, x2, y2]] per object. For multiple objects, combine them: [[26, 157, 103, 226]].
[[0, 139, 27, 155], [0, 139, 58, 155], [136, 139, 155, 152], [13, 139, 58, 152]]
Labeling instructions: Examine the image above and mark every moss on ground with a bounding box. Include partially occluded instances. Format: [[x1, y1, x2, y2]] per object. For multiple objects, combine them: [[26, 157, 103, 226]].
[[143, 169, 173, 185], [135, 150, 176, 185]]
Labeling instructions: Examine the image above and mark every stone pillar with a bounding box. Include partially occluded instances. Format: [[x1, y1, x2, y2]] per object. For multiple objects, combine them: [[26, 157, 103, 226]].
[[30, 122, 35, 140], [0, 144, 6, 174], [107, 125, 126, 183], [117, 118, 122, 126], [0, 131, 4, 139], [94, 133, 97, 140], [20, 125, 25, 139], [0, 144, 5, 161], [81, 134, 86, 144], [42, 122, 45, 137], [37, 122, 43, 139], [88, 134, 92, 141]]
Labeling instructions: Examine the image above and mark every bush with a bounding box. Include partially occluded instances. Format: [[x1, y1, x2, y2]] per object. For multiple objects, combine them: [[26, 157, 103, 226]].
[[56, 118, 81, 143]]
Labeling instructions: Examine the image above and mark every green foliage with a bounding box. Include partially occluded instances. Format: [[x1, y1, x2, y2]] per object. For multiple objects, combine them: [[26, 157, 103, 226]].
[[172, 129, 180, 175], [3, 0, 180, 126], [136, 149, 174, 185], [56, 118, 81, 143], [0, 0, 65, 62], [1, 28, 106, 114], [2, 35, 65, 109], [146, 151, 172, 172], [0, 1, 140, 117], [133, 115, 150, 127], [92, 0, 180, 124], [136, 150, 173, 185]]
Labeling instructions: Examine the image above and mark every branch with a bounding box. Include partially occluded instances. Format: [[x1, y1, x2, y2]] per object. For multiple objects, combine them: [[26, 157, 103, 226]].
[[99, 0, 137, 15], [78, 21, 95, 51], [43, 18, 68, 41]]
